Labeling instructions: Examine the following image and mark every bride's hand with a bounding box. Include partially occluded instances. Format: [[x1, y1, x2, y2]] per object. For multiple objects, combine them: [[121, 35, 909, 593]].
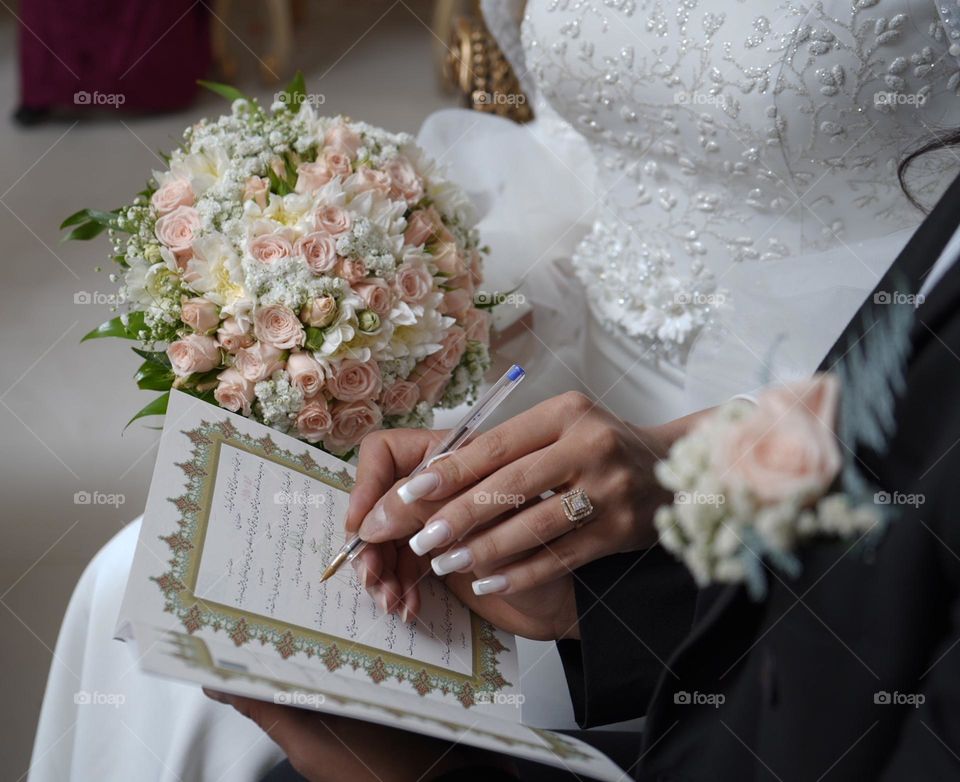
[[352, 392, 697, 610], [344, 426, 579, 639]]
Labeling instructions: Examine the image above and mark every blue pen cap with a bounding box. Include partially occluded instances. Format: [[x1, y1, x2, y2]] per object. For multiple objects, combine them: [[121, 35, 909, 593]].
[[507, 364, 525, 381]]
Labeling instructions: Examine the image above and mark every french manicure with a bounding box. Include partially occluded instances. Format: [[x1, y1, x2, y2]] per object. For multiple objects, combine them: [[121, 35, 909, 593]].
[[358, 501, 388, 539], [431, 547, 474, 576], [397, 472, 439, 504], [352, 558, 372, 588], [409, 520, 453, 556], [472, 575, 509, 595]]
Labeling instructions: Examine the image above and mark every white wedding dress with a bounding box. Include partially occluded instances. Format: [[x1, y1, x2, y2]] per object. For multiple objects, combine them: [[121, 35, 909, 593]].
[[31, 1, 960, 779]]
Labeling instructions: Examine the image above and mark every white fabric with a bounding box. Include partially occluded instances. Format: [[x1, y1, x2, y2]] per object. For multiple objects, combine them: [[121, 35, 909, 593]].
[[28, 520, 285, 781], [919, 220, 960, 301]]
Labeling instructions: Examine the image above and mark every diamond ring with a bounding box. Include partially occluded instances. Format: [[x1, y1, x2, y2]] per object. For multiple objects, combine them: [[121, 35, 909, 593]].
[[560, 488, 594, 528]]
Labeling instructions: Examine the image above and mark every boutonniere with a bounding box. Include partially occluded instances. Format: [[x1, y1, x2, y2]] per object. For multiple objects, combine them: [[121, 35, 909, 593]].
[[654, 288, 917, 598], [653, 375, 881, 598]]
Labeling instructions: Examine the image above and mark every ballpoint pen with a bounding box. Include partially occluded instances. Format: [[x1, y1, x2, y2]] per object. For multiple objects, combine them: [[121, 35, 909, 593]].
[[320, 363, 526, 582]]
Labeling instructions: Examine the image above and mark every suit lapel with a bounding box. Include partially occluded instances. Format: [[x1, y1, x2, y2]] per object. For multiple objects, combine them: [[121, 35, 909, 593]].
[[643, 172, 960, 752]]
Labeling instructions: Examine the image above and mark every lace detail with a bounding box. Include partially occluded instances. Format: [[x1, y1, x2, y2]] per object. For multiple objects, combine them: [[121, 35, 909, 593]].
[[522, 0, 960, 362]]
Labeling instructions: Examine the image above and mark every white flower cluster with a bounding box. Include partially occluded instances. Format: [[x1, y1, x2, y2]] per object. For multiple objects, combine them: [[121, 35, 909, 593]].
[[94, 87, 493, 454], [654, 398, 877, 594]]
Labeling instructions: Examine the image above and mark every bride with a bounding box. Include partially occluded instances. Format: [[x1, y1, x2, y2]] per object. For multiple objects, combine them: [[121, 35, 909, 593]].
[[30, 0, 960, 778]]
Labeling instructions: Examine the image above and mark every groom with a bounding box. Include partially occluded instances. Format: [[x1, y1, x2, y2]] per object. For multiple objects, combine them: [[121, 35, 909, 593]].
[[209, 169, 960, 781]]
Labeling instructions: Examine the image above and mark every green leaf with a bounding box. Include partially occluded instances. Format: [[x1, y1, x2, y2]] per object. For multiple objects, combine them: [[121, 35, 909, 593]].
[[267, 165, 293, 197], [62, 221, 107, 242], [197, 80, 249, 103], [132, 346, 171, 368], [135, 361, 174, 391], [304, 326, 325, 352], [281, 71, 307, 112], [60, 209, 91, 229], [125, 392, 169, 430], [82, 312, 146, 342]]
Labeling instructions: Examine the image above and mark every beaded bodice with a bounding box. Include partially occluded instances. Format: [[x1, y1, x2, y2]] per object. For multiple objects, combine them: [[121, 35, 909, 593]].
[[518, 0, 960, 361]]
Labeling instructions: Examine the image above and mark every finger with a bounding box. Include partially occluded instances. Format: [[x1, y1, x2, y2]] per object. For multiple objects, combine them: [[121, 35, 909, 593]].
[[469, 524, 612, 596], [396, 546, 427, 623], [347, 429, 444, 534], [452, 493, 579, 572], [412, 444, 575, 568], [203, 690, 320, 751], [391, 393, 586, 508]]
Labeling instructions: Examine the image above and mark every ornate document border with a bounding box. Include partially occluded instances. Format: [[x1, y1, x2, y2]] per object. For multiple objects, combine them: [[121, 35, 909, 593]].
[[152, 416, 511, 707]]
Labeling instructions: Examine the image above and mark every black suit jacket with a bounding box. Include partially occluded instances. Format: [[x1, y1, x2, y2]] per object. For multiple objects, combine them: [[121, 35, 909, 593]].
[[557, 172, 960, 781]]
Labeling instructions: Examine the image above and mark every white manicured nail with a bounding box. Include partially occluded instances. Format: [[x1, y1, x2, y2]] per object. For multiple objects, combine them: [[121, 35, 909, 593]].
[[409, 520, 452, 556], [375, 589, 389, 614], [397, 472, 439, 504], [431, 547, 474, 576], [472, 575, 509, 595], [400, 605, 411, 623]]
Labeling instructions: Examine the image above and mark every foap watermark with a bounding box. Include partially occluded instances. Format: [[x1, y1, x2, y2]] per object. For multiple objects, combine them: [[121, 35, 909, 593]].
[[474, 491, 525, 508], [475, 692, 526, 707], [874, 491, 925, 508], [675, 490, 725, 506], [275, 91, 326, 108], [74, 689, 126, 708], [674, 91, 727, 107], [473, 90, 527, 107], [873, 290, 924, 306], [675, 291, 726, 306], [74, 90, 126, 108], [273, 490, 327, 508], [74, 290, 126, 306], [874, 690, 925, 708], [274, 690, 326, 708], [674, 690, 725, 708], [74, 490, 126, 508], [874, 91, 927, 108], [475, 291, 527, 308]]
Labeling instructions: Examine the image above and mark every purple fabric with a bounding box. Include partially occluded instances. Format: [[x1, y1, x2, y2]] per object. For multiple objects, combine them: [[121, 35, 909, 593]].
[[18, 0, 211, 111]]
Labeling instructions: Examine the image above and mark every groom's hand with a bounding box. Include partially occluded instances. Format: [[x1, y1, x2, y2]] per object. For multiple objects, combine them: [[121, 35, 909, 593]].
[[203, 689, 505, 782]]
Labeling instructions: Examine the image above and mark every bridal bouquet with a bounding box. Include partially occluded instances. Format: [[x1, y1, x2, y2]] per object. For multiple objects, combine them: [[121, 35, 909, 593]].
[[65, 75, 491, 455]]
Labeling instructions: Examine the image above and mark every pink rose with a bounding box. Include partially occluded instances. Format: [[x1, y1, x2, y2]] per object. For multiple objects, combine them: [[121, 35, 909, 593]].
[[181, 297, 220, 334], [325, 123, 363, 158], [340, 258, 367, 283], [295, 161, 332, 194], [234, 341, 284, 382], [243, 176, 269, 208], [300, 296, 338, 328], [380, 380, 419, 415], [323, 149, 352, 179], [394, 261, 433, 304], [254, 305, 305, 349], [155, 205, 200, 254], [287, 352, 326, 398], [327, 359, 382, 402], [441, 288, 474, 319], [167, 334, 220, 377], [410, 360, 451, 406], [295, 232, 339, 274], [249, 232, 293, 264], [461, 308, 491, 345], [385, 156, 424, 204], [217, 317, 254, 353], [354, 279, 392, 317], [214, 367, 255, 416], [151, 178, 194, 215], [433, 326, 467, 372], [296, 397, 334, 443], [350, 167, 391, 195], [324, 399, 383, 452], [714, 374, 842, 506], [432, 242, 466, 276], [315, 205, 351, 236], [404, 208, 440, 247]]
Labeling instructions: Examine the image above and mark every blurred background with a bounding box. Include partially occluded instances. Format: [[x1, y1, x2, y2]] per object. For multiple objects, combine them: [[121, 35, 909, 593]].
[[0, 1, 531, 776]]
